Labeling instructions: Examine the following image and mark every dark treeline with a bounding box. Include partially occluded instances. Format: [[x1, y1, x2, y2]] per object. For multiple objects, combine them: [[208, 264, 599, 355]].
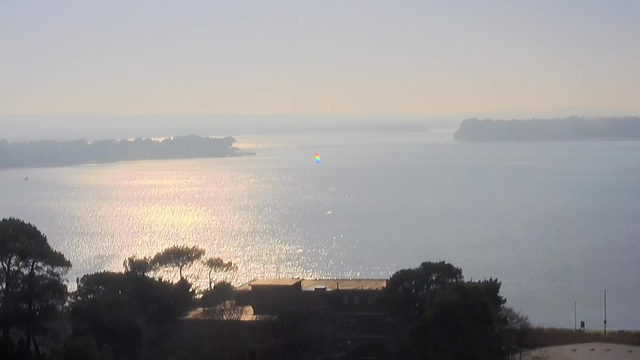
[[454, 116, 640, 142], [0, 218, 239, 360], [1, 217, 539, 360], [0, 135, 253, 169]]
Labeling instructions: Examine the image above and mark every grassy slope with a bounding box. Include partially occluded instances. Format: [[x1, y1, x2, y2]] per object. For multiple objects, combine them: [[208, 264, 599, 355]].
[[525, 328, 640, 348]]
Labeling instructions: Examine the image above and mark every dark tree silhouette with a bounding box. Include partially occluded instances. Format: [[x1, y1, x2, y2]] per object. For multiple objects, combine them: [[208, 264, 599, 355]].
[[203, 257, 236, 290], [200, 281, 235, 307], [123, 256, 154, 276], [69, 268, 194, 360], [501, 306, 531, 360], [386, 262, 510, 360], [22, 242, 70, 356], [0, 218, 71, 358], [151, 245, 205, 280], [17, 271, 68, 358], [414, 279, 507, 360], [385, 261, 463, 320], [0, 218, 24, 348]]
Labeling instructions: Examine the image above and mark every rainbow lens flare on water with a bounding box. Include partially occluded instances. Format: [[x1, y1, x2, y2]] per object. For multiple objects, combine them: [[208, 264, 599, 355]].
[[315, 153, 321, 164]]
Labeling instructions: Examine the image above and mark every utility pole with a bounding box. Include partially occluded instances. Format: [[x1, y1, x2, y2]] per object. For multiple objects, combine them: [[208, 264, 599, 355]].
[[574, 301, 577, 331], [604, 289, 607, 335]]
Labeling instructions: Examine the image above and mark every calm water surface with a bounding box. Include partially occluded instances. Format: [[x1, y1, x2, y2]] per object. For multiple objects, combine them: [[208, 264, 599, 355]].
[[2, 132, 640, 329]]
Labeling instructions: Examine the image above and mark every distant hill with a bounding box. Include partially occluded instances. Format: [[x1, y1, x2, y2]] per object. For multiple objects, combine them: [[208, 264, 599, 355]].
[[454, 116, 640, 142], [0, 115, 430, 141], [0, 135, 254, 169]]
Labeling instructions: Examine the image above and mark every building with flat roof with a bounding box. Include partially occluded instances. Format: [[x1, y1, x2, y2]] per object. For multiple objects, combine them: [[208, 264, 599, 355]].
[[180, 278, 403, 359], [235, 278, 387, 291], [232, 278, 402, 359]]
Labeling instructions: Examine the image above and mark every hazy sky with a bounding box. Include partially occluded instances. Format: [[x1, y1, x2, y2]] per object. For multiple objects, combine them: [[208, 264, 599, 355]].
[[1, 1, 639, 117]]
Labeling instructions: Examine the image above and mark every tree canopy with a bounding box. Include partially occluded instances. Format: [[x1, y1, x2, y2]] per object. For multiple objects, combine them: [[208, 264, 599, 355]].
[[203, 257, 237, 290], [123, 256, 154, 276], [0, 218, 71, 359], [386, 261, 512, 360], [386, 261, 463, 320], [151, 245, 205, 280], [69, 270, 194, 360], [413, 279, 506, 360]]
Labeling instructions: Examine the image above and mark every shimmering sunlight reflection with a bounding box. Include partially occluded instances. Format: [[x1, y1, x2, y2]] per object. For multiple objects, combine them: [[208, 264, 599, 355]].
[[56, 158, 326, 289]]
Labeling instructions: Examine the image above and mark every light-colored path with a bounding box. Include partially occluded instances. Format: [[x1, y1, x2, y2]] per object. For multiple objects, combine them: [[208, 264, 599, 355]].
[[523, 343, 640, 360]]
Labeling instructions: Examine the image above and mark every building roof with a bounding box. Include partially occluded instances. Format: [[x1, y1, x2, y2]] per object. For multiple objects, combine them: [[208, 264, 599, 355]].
[[302, 279, 387, 291], [236, 278, 302, 290], [236, 278, 387, 291], [248, 278, 302, 286]]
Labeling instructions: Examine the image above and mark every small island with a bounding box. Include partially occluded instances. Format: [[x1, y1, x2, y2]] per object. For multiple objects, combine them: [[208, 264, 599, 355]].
[[454, 116, 640, 142], [0, 135, 255, 169]]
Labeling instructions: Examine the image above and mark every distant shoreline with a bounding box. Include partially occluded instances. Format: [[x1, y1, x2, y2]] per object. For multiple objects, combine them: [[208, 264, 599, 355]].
[[0, 152, 256, 171], [0, 135, 256, 170], [454, 116, 640, 142]]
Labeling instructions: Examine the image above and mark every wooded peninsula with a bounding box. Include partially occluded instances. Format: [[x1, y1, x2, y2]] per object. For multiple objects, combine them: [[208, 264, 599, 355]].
[[454, 116, 640, 142], [0, 135, 254, 169]]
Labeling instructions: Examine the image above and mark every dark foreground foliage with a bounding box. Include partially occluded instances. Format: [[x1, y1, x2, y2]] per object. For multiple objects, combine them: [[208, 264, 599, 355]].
[[5, 217, 627, 360]]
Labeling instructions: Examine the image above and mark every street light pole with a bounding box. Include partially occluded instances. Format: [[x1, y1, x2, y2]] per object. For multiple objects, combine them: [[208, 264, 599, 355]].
[[574, 301, 577, 331], [604, 289, 607, 335]]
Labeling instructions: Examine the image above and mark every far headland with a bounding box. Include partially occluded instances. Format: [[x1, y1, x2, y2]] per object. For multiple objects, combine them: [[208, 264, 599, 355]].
[[0, 135, 255, 170], [454, 116, 640, 142]]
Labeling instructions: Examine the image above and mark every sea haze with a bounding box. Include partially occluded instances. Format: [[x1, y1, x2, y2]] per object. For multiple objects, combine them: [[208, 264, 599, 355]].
[[1, 131, 640, 329]]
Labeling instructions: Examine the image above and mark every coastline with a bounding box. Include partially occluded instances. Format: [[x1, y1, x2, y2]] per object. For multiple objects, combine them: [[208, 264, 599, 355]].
[[0, 151, 256, 171]]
